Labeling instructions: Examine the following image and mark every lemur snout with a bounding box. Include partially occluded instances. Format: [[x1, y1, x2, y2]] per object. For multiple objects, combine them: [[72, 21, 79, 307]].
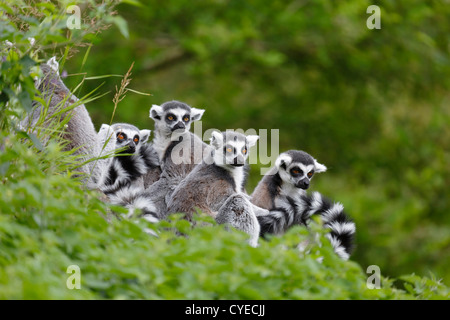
[[172, 121, 185, 131], [296, 179, 310, 189], [125, 142, 136, 153], [231, 156, 245, 167]]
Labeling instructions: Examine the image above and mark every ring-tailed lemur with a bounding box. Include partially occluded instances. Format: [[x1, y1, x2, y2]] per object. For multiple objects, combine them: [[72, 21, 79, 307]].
[[167, 130, 261, 246], [149, 100, 207, 169], [96, 123, 160, 220], [96, 123, 159, 194], [20, 58, 102, 188], [145, 100, 211, 218], [251, 150, 355, 260]]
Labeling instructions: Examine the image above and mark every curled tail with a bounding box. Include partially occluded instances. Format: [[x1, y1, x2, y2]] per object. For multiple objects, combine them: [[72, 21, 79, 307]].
[[255, 192, 355, 260], [256, 199, 306, 236], [107, 185, 160, 223], [300, 191, 355, 260]]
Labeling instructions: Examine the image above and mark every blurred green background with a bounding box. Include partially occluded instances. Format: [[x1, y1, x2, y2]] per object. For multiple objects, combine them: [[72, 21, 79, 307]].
[[62, 0, 450, 285]]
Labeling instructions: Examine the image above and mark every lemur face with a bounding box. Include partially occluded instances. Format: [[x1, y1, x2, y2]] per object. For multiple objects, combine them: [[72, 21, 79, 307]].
[[210, 131, 259, 168], [149, 101, 204, 137], [98, 123, 150, 154], [275, 150, 327, 190]]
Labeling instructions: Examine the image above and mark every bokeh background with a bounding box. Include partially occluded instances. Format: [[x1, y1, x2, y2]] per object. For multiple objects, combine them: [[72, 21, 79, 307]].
[[63, 1, 450, 284]]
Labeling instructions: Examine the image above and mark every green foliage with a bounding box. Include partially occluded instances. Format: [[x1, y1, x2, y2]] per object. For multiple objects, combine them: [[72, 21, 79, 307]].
[[0, 1, 449, 299], [0, 132, 447, 299], [0, 0, 128, 130]]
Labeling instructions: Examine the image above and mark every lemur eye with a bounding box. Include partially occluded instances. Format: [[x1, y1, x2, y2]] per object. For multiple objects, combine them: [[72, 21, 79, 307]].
[[133, 136, 139, 143], [307, 171, 314, 178], [167, 115, 174, 121], [242, 147, 247, 155], [226, 147, 233, 153], [117, 133, 125, 140], [291, 168, 302, 175], [183, 116, 189, 122]]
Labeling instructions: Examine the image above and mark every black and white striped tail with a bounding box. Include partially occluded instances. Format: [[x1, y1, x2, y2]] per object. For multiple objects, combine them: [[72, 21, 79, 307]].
[[257, 199, 306, 237], [257, 192, 355, 260], [107, 186, 160, 224], [300, 191, 355, 260]]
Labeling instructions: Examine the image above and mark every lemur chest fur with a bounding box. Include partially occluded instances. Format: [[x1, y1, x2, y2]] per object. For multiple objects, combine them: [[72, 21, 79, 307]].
[[225, 166, 245, 193], [153, 131, 173, 162], [275, 182, 305, 206]]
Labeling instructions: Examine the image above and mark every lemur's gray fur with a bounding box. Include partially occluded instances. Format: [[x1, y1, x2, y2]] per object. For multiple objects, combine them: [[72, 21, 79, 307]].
[[251, 150, 355, 260], [20, 58, 101, 188], [144, 100, 210, 218], [167, 130, 260, 246]]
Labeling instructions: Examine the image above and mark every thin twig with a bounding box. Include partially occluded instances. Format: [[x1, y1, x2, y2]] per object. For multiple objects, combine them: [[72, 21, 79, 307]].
[[110, 62, 134, 124]]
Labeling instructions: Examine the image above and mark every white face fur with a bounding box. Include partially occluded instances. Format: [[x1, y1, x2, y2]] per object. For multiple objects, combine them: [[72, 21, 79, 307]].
[[98, 123, 151, 154], [149, 103, 205, 138], [210, 131, 259, 168], [275, 151, 327, 190]]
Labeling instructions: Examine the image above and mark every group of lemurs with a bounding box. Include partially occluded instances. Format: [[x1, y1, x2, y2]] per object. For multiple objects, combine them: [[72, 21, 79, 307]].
[[21, 59, 355, 260]]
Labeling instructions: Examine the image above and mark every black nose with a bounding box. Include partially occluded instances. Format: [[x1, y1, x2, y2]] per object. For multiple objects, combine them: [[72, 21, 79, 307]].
[[172, 121, 185, 131], [119, 144, 135, 154], [231, 157, 244, 167], [296, 179, 309, 190], [125, 142, 136, 153]]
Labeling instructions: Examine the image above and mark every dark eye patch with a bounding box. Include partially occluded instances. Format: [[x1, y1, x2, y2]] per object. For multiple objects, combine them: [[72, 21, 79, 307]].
[[133, 135, 139, 144], [117, 132, 127, 141], [224, 145, 235, 154], [166, 114, 176, 121], [307, 170, 314, 178], [290, 167, 303, 176], [182, 114, 190, 122]]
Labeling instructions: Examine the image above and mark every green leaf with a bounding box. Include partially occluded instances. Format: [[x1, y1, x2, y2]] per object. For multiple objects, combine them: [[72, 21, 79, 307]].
[[126, 88, 152, 96], [19, 55, 36, 75], [112, 16, 129, 39], [0, 162, 10, 176], [17, 90, 32, 112], [27, 132, 44, 151], [84, 74, 123, 80], [120, 0, 144, 7]]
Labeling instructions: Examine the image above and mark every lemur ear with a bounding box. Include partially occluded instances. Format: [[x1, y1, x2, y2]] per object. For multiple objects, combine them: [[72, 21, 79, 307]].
[[98, 124, 112, 138], [140, 129, 151, 143], [210, 131, 224, 148], [46, 56, 59, 74], [275, 153, 292, 170], [98, 123, 111, 133], [190, 108, 205, 122], [150, 104, 163, 121], [246, 135, 259, 147], [98, 124, 113, 146], [314, 159, 327, 173]]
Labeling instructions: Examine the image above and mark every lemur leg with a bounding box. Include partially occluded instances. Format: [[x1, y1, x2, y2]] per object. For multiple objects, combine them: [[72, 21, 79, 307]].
[[216, 194, 260, 247]]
